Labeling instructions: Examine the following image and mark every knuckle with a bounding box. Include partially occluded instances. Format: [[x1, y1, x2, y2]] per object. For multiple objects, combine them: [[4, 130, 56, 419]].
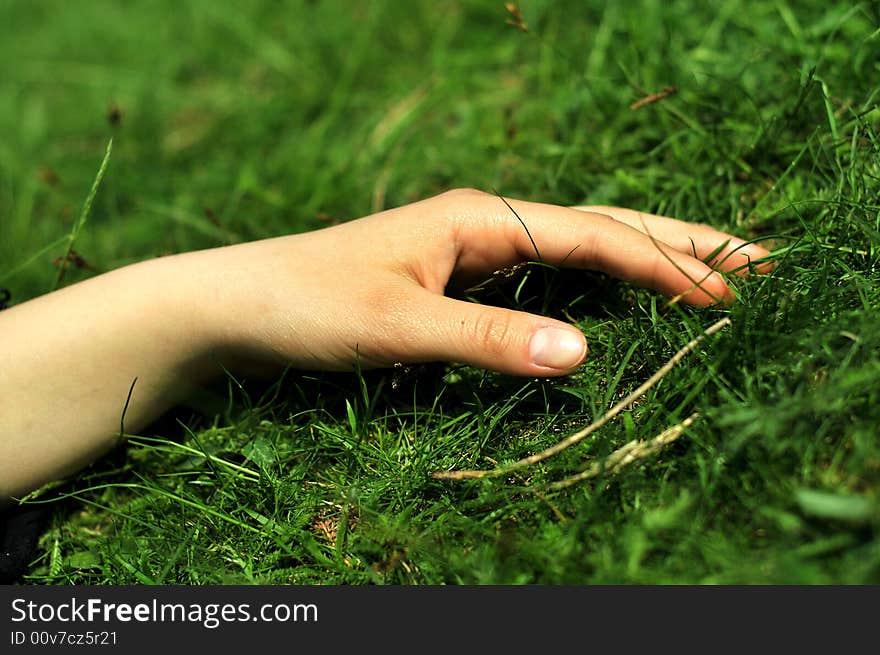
[[443, 187, 487, 200], [432, 187, 491, 239], [466, 311, 515, 357], [587, 209, 616, 224], [581, 206, 615, 220]]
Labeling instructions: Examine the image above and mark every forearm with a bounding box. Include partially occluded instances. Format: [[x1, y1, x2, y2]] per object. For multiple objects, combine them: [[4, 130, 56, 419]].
[[0, 255, 221, 504]]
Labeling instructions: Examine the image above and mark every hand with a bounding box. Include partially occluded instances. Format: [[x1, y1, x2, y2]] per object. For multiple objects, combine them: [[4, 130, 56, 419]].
[[195, 188, 772, 378], [0, 188, 771, 501]]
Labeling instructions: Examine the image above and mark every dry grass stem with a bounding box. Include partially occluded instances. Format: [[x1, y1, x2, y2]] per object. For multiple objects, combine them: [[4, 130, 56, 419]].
[[543, 412, 699, 491], [630, 86, 678, 110], [432, 317, 730, 481]]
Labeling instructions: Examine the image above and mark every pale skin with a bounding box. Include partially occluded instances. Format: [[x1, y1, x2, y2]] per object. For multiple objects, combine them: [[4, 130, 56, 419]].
[[0, 189, 772, 504]]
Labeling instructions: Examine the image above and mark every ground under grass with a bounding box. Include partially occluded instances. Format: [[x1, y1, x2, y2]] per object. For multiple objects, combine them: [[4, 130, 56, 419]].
[[1, 0, 878, 584]]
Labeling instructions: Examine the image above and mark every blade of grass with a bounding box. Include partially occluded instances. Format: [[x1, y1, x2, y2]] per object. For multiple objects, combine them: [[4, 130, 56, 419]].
[[52, 138, 112, 290]]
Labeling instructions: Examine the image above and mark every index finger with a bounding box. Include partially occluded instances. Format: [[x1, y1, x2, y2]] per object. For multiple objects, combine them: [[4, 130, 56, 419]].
[[572, 205, 773, 275], [450, 192, 734, 306]]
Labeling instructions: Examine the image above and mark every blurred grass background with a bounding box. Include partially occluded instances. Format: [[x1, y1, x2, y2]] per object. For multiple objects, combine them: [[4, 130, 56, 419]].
[[1, 0, 879, 583]]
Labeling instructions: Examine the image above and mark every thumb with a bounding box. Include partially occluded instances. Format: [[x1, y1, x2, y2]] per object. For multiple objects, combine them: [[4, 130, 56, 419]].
[[404, 290, 588, 376]]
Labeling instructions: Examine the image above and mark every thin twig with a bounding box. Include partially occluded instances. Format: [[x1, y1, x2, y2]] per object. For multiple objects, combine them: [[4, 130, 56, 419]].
[[630, 86, 678, 110], [533, 490, 570, 522], [543, 413, 699, 491], [431, 317, 730, 481]]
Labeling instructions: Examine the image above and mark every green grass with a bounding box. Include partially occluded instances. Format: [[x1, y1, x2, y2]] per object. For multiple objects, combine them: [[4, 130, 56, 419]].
[[2, 0, 879, 584]]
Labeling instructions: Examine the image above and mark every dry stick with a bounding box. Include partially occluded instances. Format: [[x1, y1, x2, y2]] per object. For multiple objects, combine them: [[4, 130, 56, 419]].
[[543, 412, 699, 491], [431, 316, 731, 481], [630, 86, 678, 110]]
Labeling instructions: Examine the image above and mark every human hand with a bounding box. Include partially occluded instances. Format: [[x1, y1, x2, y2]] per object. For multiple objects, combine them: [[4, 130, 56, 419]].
[[192, 188, 772, 378], [0, 188, 772, 501]]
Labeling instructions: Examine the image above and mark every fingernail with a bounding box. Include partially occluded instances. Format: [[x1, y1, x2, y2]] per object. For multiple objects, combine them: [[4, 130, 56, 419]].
[[529, 327, 587, 370]]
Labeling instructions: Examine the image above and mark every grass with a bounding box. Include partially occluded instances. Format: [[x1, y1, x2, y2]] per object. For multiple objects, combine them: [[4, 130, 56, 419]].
[[1, 0, 878, 584]]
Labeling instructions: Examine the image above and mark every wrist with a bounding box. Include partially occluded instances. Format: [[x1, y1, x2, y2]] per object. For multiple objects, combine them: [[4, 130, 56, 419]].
[[118, 253, 228, 379], [155, 243, 293, 378]]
